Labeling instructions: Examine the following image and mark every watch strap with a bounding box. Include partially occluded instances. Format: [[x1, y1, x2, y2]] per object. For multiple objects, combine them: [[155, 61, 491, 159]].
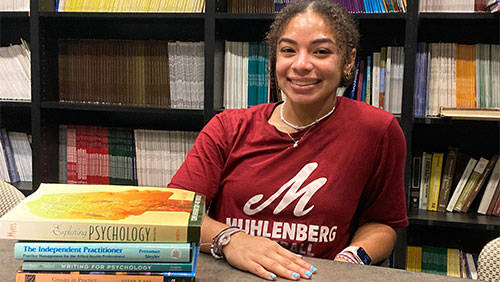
[[342, 246, 372, 265]]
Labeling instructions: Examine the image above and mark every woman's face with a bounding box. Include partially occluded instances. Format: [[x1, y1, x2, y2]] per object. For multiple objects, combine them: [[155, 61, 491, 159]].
[[276, 11, 346, 106]]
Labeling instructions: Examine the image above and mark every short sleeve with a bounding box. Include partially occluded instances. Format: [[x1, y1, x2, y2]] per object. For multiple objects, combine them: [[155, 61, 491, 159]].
[[168, 113, 231, 203], [358, 118, 409, 229]]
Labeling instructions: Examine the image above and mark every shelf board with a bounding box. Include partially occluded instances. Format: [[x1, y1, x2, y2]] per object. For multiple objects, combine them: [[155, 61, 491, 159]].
[[413, 116, 500, 124], [41, 101, 201, 114], [353, 12, 406, 20], [38, 11, 205, 19], [215, 13, 275, 20], [40, 102, 205, 131], [419, 12, 498, 20], [0, 11, 29, 18], [408, 209, 500, 230], [215, 12, 406, 21], [0, 101, 31, 108]]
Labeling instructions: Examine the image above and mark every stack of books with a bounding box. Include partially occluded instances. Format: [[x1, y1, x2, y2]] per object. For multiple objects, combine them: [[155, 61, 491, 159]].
[[0, 183, 205, 281]]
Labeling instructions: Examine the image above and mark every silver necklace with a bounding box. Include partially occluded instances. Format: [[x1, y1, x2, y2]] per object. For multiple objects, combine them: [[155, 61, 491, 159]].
[[280, 100, 336, 131], [286, 126, 314, 148]]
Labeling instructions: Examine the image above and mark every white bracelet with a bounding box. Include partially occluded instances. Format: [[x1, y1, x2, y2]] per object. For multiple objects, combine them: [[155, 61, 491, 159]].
[[210, 226, 244, 259]]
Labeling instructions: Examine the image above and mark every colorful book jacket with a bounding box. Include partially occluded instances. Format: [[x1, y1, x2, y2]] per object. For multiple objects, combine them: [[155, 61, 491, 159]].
[[14, 241, 192, 262], [16, 246, 200, 282], [0, 183, 205, 243]]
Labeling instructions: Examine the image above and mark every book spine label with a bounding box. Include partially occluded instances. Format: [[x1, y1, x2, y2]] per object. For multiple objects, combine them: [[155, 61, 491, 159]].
[[16, 273, 195, 282], [22, 261, 193, 272], [14, 242, 191, 262], [454, 158, 488, 212], [428, 153, 444, 211], [1, 220, 198, 243], [478, 156, 500, 214], [437, 147, 458, 212], [462, 155, 498, 212]]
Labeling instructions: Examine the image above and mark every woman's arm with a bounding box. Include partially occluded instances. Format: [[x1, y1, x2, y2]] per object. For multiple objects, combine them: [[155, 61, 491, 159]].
[[200, 215, 317, 281], [334, 222, 397, 264]]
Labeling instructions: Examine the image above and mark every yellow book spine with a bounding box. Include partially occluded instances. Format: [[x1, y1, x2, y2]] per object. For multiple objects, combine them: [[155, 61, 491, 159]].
[[427, 153, 444, 211], [415, 246, 422, 272], [406, 246, 414, 271], [447, 248, 460, 277]]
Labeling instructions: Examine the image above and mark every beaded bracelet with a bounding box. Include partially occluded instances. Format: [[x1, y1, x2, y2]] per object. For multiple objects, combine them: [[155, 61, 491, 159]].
[[335, 251, 360, 264], [210, 226, 244, 259]]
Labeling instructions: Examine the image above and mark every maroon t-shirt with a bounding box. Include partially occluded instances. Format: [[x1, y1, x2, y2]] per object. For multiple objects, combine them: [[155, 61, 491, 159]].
[[169, 96, 408, 259]]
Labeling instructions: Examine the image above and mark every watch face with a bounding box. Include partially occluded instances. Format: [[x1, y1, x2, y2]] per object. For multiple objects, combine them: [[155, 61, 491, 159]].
[[357, 247, 372, 265]]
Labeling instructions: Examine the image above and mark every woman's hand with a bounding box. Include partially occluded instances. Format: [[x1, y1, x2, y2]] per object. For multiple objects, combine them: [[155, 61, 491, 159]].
[[221, 231, 317, 280]]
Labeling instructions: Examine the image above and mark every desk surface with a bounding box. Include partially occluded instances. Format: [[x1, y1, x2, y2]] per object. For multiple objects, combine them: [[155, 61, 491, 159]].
[[1, 239, 463, 281]]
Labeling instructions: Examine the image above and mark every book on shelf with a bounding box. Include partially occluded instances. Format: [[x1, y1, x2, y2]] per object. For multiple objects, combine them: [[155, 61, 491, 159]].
[[427, 152, 444, 211], [464, 253, 478, 280], [454, 157, 490, 212], [14, 241, 193, 262], [461, 155, 498, 212], [492, 189, 500, 216], [418, 152, 432, 210], [486, 173, 500, 215], [446, 157, 478, 212], [437, 147, 458, 212], [371, 52, 381, 108], [421, 246, 447, 275], [477, 157, 500, 214], [0, 128, 20, 183], [0, 183, 206, 242], [378, 47, 387, 110], [446, 248, 460, 278], [410, 155, 422, 209], [440, 107, 500, 121]]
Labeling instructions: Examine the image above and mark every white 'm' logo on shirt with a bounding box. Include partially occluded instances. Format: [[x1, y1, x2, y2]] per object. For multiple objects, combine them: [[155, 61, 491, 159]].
[[243, 162, 326, 217]]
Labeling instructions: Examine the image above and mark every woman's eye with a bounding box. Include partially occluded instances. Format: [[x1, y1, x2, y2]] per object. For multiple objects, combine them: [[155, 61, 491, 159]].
[[280, 48, 295, 53], [314, 49, 332, 55]]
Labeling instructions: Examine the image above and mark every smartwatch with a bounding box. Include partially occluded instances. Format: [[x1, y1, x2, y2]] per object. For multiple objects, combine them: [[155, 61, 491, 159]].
[[343, 246, 372, 265]]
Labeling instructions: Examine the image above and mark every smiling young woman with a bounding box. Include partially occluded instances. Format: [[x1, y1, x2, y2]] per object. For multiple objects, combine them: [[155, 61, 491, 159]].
[[169, 1, 408, 281]]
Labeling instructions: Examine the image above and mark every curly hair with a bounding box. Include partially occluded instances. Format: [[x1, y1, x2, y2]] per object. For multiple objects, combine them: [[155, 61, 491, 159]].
[[265, 0, 360, 101]]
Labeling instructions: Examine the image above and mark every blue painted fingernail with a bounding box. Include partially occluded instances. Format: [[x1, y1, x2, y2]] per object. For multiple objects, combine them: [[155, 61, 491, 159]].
[[311, 266, 318, 272], [292, 272, 300, 278], [270, 273, 276, 279], [305, 270, 312, 277]]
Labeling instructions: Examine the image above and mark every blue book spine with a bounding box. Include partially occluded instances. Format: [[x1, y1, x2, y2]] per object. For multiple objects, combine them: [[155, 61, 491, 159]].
[[247, 42, 258, 107], [15, 242, 192, 262], [257, 42, 267, 105], [365, 55, 371, 103], [22, 260, 193, 272], [0, 128, 20, 182], [349, 58, 360, 99]]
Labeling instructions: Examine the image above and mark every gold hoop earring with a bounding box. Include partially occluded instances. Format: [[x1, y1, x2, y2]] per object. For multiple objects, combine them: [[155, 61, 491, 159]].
[[344, 71, 351, 81]]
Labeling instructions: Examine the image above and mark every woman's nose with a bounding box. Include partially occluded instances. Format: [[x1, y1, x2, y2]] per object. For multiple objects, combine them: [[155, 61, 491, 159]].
[[291, 51, 313, 73]]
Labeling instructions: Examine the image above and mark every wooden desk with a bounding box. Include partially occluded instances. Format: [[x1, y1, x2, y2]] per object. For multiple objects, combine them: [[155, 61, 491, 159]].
[[1, 239, 463, 281]]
